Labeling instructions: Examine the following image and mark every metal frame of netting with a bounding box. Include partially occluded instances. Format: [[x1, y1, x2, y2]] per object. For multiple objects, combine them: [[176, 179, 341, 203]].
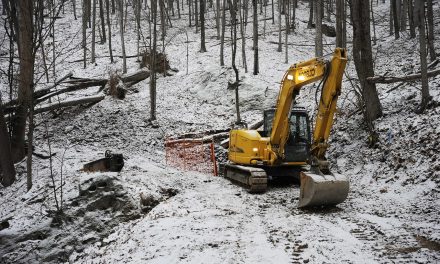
[[165, 138, 218, 176]]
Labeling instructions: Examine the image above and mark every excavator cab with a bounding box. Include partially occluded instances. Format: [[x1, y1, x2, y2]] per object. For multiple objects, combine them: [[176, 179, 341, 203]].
[[263, 107, 311, 163]]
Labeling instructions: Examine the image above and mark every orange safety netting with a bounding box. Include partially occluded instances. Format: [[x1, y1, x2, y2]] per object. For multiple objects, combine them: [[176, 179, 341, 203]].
[[165, 138, 218, 176]]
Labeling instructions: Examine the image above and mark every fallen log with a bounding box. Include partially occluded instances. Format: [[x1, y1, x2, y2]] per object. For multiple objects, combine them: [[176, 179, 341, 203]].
[[34, 95, 105, 114], [4, 72, 73, 108], [4, 69, 150, 114], [367, 68, 440, 84]]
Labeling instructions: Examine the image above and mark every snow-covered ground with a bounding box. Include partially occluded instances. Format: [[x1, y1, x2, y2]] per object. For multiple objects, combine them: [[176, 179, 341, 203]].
[[1, 1, 439, 263]]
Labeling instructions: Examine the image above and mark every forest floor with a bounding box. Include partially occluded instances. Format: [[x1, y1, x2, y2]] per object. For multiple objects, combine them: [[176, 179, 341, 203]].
[[1, 1, 439, 263]]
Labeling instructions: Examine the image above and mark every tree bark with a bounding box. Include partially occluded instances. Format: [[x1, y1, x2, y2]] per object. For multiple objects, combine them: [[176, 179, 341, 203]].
[[105, 0, 113, 62], [11, 0, 34, 163], [119, 0, 127, 73], [352, 0, 382, 123], [99, 0, 106, 43], [336, 0, 343, 47], [315, 0, 323, 57], [253, 0, 259, 75], [229, 0, 241, 123], [426, 0, 436, 62], [392, 0, 400, 38], [150, 0, 158, 121], [239, 0, 247, 72], [220, 0, 226, 66], [408, 0, 416, 38], [400, 0, 407, 32], [415, 0, 430, 112], [83, 0, 87, 68], [0, 97, 16, 187], [307, 0, 313, 28], [91, 0, 96, 63], [200, 0, 207, 52], [277, 0, 282, 52]]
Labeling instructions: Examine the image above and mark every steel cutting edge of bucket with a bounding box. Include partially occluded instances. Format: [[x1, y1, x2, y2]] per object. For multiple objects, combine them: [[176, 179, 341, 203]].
[[298, 171, 349, 208]]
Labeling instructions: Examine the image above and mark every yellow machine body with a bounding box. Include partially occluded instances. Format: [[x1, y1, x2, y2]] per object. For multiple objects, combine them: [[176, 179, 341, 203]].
[[225, 48, 349, 207]]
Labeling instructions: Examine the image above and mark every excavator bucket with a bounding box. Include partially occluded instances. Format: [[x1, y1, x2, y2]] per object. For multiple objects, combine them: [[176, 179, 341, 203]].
[[298, 171, 349, 208]]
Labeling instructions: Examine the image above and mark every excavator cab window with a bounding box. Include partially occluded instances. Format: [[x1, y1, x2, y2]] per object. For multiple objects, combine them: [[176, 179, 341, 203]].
[[288, 114, 310, 144], [263, 108, 310, 162], [285, 111, 311, 162]]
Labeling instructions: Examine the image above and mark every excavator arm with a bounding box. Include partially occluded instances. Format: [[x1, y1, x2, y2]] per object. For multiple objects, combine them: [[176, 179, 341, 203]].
[[270, 48, 347, 167]]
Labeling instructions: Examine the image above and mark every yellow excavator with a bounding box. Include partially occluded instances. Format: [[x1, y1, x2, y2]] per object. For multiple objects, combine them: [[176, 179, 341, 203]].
[[225, 48, 349, 207]]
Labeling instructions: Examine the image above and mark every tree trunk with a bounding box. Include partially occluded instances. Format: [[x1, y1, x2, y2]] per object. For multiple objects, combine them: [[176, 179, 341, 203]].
[[0, 97, 16, 187], [220, 0, 226, 66], [415, 0, 430, 112], [92, 0, 96, 63], [371, 0, 376, 45], [83, 0, 87, 68], [315, 0, 323, 57], [389, 0, 394, 35], [229, 0, 241, 123], [426, 0, 436, 62], [105, 0, 113, 62], [72, 0, 77, 19], [150, 0, 158, 121], [200, 0, 207, 52], [336, 0, 343, 47], [99, 0, 106, 43], [253, 0, 259, 75], [392, 0, 400, 38], [307, 0, 313, 28], [351, 0, 382, 124], [285, 3, 288, 63], [216, 0, 220, 39], [195, 0, 199, 32], [160, 0, 166, 40], [11, 0, 34, 163], [400, 0, 407, 32], [277, 0, 282, 52], [408, 0, 416, 38], [239, 0, 247, 72], [119, 0, 127, 73]]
